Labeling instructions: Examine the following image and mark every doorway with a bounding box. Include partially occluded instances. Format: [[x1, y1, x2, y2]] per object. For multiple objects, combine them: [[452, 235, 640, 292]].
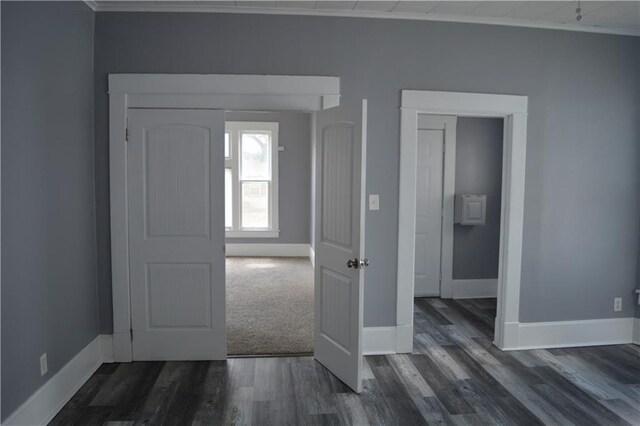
[[413, 114, 504, 341], [109, 74, 369, 392], [397, 90, 529, 351], [222, 112, 315, 356]]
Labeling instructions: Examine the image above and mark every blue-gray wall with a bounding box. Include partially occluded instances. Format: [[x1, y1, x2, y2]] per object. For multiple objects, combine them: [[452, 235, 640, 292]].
[[93, 12, 640, 331], [224, 111, 311, 245], [453, 117, 503, 280], [1, 1, 97, 419]]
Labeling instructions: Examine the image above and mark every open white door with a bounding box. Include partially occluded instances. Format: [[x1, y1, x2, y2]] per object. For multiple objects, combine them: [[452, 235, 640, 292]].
[[127, 109, 226, 360], [314, 99, 368, 393]]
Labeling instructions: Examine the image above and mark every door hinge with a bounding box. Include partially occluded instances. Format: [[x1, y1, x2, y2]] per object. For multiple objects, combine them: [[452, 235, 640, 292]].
[[125, 127, 129, 142], [130, 327, 133, 340]]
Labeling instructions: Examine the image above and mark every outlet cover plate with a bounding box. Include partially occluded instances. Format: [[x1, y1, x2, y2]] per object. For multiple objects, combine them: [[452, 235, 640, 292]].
[[613, 297, 622, 312], [40, 353, 48, 376]]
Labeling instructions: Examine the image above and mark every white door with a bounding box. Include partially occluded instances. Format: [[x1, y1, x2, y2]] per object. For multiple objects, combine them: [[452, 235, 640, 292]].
[[127, 109, 226, 360], [314, 100, 368, 393], [414, 115, 456, 297]]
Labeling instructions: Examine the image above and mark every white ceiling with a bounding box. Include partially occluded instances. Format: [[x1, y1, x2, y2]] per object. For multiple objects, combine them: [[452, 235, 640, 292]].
[[87, 1, 640, 36]]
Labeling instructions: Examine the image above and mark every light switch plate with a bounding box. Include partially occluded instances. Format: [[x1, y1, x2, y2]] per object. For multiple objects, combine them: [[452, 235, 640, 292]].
[[369, 194, 380, 211]]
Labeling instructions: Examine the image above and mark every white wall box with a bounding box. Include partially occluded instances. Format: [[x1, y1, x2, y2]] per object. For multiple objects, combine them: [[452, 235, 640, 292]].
[[455, 194, 487, 225]]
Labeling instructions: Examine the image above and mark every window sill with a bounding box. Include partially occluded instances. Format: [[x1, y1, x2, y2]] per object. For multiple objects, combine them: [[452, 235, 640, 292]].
[[225, 230, 280, 239]]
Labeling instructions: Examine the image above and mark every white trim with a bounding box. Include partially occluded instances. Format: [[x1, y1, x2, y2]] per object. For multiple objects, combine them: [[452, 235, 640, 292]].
[[225, 230, 280, 239], [309, 245, 315, 268], [363, 319, 638, 355], [225, 243, 310, 257], [82, 0, 97, 11], [89, 4, 639, 37], [440, 279, 498, 300], [2, 335, 113, 426], [395, 324, 413, 354], [402, 90, 528, 116], [109, 74, 340, 362], [503, 318, 636, 351], [100, 334, 114, 363], [397, 90, 528, 351], [109, 74, 340, 97], [362, 325, 413, 355], [363, 327, 397, 355]]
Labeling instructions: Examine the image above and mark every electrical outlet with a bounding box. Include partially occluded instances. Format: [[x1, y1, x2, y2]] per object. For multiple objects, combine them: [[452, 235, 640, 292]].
[[40, 353, 48, 376], [613, 297, 622, 312]]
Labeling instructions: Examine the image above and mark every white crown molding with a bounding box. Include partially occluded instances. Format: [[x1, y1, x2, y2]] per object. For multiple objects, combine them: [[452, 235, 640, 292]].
[[89, 4, 638, 37]]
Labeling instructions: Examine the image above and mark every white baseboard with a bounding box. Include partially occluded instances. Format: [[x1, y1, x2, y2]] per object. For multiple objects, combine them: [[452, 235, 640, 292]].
[[309, 245, 315, 268], [395, 324, 414, 353], [441, 279, 497, 299], [100, 334, 114, 363], [225, 243, 310, 257], [633, 317, 640, 345], [500, 317, 635, 351], [362, 325, 413, 355], [3, 334, 113, 426], [363, 327, 397, 355]]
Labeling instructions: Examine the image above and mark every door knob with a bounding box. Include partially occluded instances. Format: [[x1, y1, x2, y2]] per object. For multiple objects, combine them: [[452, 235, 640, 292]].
[[347, 258, 370, 269]]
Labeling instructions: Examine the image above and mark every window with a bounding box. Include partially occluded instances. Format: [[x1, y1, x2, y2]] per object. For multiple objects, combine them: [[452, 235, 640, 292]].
[[225, 122, 279, 238]]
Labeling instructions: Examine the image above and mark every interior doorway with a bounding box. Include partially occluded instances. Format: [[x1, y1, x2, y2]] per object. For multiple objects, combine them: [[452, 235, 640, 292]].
[[222, 112, 315, 356], [109, 74, 368, 393], [397, 90, 529, 351], [413, 114, 504, 341]]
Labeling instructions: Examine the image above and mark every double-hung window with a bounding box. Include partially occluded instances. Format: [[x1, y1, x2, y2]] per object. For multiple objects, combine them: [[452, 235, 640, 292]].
[[225, 122, 279, 238]]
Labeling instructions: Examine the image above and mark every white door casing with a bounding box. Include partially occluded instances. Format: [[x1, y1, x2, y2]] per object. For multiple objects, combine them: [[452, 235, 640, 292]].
[[127, 109, 226, 360], [414, 115, 456, 297], [109, 74, 341, 361], [397, 90, 528, 351], [314, 99, 367, 393]]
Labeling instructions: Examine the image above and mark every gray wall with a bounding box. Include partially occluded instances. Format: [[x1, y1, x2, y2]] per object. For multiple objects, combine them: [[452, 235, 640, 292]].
[[93, 12, 640, 331], [225, 111, 311, 245], [453, 118, 503, 280], [1, 2, 97, 419]]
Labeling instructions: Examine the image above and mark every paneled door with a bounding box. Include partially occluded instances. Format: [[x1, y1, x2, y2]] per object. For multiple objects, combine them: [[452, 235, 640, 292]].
[[414, 115, 456, 296], [127, 109, 226, 360], [314, 100, 368, 392]]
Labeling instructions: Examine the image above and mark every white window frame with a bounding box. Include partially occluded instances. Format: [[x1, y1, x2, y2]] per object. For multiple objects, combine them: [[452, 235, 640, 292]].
[[224, 121, 279, 238]]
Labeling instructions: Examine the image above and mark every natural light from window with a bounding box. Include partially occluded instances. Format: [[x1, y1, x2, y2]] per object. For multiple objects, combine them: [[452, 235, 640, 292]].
[[224, 122, 279, 238]]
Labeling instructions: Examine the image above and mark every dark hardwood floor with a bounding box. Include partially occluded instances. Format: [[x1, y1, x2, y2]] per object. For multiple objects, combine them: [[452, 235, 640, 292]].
[[51, 298, 640, 425]]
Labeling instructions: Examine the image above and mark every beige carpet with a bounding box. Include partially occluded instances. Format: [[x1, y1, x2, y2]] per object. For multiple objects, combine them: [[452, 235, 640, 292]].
[[226, 257, 314, 356]]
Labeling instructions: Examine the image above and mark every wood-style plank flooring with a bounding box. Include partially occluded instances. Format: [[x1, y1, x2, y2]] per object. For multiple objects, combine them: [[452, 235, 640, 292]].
[[51, 298, 640, 425]]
